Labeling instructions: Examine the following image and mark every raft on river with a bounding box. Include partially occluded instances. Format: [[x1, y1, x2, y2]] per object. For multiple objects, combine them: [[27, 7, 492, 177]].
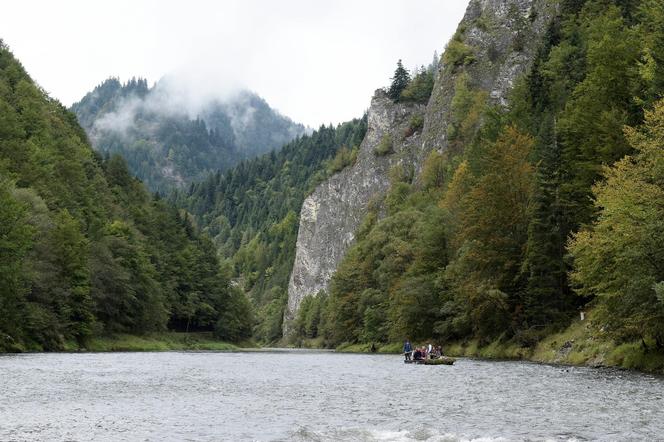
[[404, 356, 456, 365]]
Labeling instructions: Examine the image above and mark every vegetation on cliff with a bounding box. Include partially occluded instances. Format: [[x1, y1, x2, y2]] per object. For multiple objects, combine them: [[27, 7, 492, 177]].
[[387, 57, 438, 104]]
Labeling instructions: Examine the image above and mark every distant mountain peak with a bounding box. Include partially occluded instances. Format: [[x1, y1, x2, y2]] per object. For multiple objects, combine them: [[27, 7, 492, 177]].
[[71, 77, 306, 191]]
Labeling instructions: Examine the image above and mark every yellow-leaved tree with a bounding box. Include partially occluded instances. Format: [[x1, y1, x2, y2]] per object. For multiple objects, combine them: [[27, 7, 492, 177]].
[[442, 126, 535, 341], [570, 100, 664, 347]]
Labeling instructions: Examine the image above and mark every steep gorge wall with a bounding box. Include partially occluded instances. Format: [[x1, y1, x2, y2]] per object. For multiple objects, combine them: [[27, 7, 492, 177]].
[[284, 0, 556, 332], [284, 91, 426, 326]]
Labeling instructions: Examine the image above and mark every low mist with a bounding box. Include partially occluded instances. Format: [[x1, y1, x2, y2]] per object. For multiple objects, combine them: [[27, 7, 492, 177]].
[[92, 72, 305, 145]]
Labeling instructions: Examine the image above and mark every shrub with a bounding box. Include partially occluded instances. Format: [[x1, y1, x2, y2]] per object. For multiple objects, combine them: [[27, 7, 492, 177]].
[[420, 150, 446, 189], [475, 14, 490, 31], [385, 182, 411, 214], [400, 70, 434, 104], [327, 145, 359, 174], [404, 114, 424, 138], [410, 114, 424, 132], [443, 39, 476, 68], [374, 134, 393, 156]]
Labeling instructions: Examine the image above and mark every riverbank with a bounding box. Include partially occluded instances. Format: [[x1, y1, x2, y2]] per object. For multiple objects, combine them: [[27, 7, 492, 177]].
[[85, 332, 251, 352], [445, 320, 664, 374], [328, 318, 664, 374], [2, 332, 251, 353]]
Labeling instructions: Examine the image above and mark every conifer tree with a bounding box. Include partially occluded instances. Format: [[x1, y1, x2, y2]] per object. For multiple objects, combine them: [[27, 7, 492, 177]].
[[522, 115, 571, 327], [387, 60, 411, 101]]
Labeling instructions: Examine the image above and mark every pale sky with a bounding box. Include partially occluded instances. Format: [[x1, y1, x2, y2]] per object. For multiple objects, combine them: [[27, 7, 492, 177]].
[[1, 1, 469, 127]]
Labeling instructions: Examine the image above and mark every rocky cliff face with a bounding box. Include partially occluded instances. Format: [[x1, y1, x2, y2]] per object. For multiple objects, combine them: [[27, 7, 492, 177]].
[[284, 91, 426, 326], [284, 0, 556, 332], [422, 0, 555, 153]]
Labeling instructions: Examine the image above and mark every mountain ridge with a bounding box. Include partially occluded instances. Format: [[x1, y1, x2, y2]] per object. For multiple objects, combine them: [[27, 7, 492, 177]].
[[71, 77, 306, 191]]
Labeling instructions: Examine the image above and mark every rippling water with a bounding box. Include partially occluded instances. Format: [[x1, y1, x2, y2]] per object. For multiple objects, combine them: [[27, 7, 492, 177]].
[[1, 350, 662, 441]]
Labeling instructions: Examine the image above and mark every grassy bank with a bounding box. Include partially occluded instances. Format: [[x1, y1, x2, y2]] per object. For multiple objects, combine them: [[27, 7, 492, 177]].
[[335, 342, 403, 354], [327, 317, 664, 374], [445, 322, 664, 374], [82, 332, 248, 352], [0, 332, 252, 353]]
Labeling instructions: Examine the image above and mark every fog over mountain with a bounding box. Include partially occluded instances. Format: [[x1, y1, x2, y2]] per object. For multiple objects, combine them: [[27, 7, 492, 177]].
[[0, 1, 467, 128], [72, 76, 307, 191]]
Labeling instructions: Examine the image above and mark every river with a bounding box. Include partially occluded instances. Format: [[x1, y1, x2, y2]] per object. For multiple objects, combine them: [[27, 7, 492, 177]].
[[1, 350, 662, 441]]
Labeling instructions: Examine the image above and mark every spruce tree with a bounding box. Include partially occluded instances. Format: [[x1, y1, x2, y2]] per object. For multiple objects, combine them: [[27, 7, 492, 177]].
[[523, 115, 571, 327], [387, 60, 411, 101]]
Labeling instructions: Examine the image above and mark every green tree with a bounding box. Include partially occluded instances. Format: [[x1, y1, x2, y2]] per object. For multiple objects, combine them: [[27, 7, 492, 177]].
[[444, 127, 534, 340], [0, 180, 33, 351], [387, 60, 411, 101], [447, 74, 488, 152], [400, 67, 434, 104], [570, 100, 664, 347], [558, 6, 641, 230], [522, 115, 573, 327], [52, 210, 95, 343]]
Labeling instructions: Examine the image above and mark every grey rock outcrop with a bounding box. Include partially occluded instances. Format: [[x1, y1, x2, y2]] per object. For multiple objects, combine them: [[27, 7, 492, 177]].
[[422, 0, 556, 152], [284, 0, 556, 333], [284, 91, 425, 327]]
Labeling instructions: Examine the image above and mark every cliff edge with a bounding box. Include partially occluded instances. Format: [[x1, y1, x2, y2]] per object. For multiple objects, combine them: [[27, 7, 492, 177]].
[[284, 0, 556, 333]]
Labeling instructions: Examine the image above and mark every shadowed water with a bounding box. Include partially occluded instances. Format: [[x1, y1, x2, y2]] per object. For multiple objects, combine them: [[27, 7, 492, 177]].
[[1, 350, 662, 441]]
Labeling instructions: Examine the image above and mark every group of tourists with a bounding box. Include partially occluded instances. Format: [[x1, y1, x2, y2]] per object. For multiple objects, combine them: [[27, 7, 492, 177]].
[[402, 340, 443, 361]]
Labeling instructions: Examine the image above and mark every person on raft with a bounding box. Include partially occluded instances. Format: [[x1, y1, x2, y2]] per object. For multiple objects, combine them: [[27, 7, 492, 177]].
[[405, 343, 445, 361], [403, 340, 412, 361]]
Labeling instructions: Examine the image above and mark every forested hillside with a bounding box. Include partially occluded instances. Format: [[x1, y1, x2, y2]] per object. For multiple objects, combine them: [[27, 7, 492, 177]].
[[4, 0, 664, 363], [0, 42, 251, 352], [72, 78, 306, 192], [291, 0, 664, 354], [172, 118, 367, 342]]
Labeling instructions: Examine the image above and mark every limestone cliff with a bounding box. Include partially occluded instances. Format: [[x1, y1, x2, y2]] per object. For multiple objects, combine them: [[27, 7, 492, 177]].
[[285, 91, 426, 326], [422, 0, 556, 153], [284, 0, 556, 332]]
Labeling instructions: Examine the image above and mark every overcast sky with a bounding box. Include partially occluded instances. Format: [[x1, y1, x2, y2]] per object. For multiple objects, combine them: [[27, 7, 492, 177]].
[[1, 1, 469, 127]]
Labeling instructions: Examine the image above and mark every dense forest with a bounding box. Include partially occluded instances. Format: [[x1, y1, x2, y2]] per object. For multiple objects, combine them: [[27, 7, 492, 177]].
[[4, 0, 664, 359], [71, 78, 306, 192], [0, 42, 252, 352], [291, 0, 664, 351], [172, 118, 368, 342]]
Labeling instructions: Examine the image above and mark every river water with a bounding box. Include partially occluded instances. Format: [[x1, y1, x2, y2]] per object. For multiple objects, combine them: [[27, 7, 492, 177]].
[[1, 350, 662, 441]]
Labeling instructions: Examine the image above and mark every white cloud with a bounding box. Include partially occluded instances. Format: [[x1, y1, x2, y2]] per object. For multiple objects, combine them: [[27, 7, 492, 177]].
[[0, 0, 469, 127]]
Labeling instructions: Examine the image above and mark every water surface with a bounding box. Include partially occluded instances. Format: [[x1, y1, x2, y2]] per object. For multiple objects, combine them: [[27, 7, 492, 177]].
[[1, 350, 662, 441]]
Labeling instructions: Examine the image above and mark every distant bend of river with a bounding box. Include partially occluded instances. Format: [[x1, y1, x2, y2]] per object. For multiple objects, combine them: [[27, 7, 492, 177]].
[[1, 350, 663, 441]]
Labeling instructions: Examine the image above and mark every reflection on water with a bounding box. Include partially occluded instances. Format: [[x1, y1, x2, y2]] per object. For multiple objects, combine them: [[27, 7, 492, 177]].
[[1, 350, 662, 441]]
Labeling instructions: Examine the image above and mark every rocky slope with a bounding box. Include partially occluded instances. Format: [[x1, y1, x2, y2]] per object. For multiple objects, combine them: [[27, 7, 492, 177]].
[[284, 0, 556, 332]]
